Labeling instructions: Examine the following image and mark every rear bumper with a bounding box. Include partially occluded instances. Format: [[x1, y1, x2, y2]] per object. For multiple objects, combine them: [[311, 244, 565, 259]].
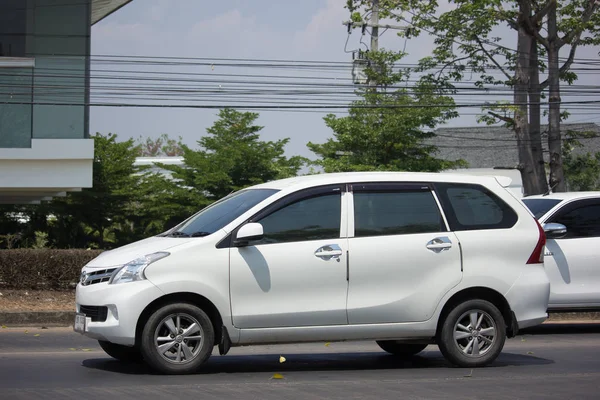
[[505, 265, 551, 330]]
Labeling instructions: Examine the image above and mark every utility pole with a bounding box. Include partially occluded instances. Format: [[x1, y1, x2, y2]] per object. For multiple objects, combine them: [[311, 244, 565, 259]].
[[370, 0, 379, 53], [343, 0, 407, 86]]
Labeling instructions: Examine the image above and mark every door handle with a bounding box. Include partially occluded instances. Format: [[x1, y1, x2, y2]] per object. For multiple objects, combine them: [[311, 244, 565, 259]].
[[426, 237, 452, 253], [315, 244, 343, 261]]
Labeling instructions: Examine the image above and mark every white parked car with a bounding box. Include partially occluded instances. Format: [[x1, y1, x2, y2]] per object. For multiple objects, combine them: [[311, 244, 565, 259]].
[[75, 172, 550, 374], [522, 192, 600, 311]]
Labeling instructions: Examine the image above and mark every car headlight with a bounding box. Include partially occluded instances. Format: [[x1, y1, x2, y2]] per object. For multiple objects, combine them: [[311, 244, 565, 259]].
[[109, 252, 170, 285]]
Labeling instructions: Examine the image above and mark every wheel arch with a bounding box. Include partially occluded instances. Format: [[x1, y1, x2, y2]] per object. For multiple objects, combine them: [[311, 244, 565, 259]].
[[436, 287, 517, 338], [135, 292, 224, 347]]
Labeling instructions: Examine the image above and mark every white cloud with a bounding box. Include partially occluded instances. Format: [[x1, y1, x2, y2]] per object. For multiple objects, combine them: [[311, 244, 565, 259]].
[[293, 0, 348, 57]]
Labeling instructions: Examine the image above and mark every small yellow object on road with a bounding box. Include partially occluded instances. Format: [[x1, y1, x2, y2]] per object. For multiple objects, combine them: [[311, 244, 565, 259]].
[[279, 356, 286, 363], [271, 373, 284, 379]]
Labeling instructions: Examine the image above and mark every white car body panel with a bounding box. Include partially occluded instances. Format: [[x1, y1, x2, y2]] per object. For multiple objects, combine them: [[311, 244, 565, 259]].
[[230, 239, 350, 328], [346, 232, 462, 324]]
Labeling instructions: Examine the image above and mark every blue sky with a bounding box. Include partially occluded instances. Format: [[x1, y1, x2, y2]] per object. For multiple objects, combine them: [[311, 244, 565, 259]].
[[90, 0, 600, 159]]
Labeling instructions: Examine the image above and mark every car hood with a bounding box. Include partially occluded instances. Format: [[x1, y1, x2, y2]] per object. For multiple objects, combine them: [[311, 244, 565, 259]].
[[85, 236, 197, 269]]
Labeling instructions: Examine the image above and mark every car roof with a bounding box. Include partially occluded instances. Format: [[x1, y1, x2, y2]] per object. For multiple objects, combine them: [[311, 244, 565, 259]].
[[249, 171, 507, 191], [524, 192, 600, 201]]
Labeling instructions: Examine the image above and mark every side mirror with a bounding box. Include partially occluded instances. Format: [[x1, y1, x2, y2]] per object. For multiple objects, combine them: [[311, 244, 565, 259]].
[[543, 222, 567, 239], [234, 222, 264, 247]]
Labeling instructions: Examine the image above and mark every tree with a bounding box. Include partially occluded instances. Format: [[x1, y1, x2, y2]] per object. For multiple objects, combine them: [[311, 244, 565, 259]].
[[137, 133, 185, 157], [347, 1, 600, 194], [309, 88, 466, 172], [531, 0, 600, 191], [50, 133, 142, 249], [563, 130, 600, 191], [161, 108, 306, 208], [309, 46, 465, 172]]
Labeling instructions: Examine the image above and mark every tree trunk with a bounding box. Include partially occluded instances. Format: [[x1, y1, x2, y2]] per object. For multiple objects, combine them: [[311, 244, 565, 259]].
[[547, 5, 566, 192], [514, 11, 541, 197], [528, 37, 549, 194]]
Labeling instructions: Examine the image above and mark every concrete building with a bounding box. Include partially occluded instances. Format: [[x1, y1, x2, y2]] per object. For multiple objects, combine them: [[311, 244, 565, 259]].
[[0, 0, 133, 204]]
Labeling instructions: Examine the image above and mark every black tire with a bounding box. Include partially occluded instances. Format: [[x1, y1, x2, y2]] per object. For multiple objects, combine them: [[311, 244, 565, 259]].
[[98, 340, 143, 363], [140, 303, 214, 375], [438, 299, 506, 368], [376, 341, 428, 357]]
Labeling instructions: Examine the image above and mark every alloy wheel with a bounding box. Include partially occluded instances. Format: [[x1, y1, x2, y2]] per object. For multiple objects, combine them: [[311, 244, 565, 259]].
[[154, 313, 204, 364]]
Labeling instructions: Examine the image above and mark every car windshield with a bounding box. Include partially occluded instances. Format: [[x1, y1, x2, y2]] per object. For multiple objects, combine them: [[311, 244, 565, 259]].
[[522, 198, 563, 219], [166, 188, 278, 237]]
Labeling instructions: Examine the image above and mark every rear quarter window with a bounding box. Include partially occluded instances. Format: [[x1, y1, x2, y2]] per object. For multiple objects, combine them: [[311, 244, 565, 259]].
[[434, 183, 518, 231]]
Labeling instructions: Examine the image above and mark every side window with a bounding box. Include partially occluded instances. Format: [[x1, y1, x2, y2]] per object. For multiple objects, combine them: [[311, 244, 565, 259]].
[[435, 183, 518, 231], [353, 189, 444, 237], [254, 193, 341, 245], [549, 203, 600, 239]]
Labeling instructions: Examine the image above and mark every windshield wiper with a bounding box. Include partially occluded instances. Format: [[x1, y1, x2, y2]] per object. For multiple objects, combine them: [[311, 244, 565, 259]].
[[166, 231, 211, 238], [166, 231, 190, 238], [190, 231, 212, 237]]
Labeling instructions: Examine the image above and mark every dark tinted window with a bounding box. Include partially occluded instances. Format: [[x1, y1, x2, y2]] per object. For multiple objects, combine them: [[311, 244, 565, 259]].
[[172, 189, 278, 236], [522, 198, 562, 219], [354, 190, 443, 237], [255, 193, 341, 244], [549, 203, 600, 239], [435, 183, 518, 231], [0, 0, 27, 57]]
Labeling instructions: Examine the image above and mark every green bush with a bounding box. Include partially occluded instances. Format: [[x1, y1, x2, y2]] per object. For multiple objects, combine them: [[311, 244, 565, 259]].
[[0, 249, 103, 290]]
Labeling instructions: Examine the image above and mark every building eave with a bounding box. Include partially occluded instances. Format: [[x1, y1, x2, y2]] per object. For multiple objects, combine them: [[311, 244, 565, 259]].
[[91, 0, 134, 25]]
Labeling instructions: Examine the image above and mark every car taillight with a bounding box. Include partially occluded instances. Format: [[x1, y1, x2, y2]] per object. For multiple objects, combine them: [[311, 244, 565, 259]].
[[527, 218, 546, 264]]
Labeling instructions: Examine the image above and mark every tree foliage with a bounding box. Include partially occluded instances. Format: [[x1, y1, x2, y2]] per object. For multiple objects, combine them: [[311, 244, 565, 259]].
[[309, 48, 465, 172], [153, 108, 307, 225], [563, 131, 600, 191]]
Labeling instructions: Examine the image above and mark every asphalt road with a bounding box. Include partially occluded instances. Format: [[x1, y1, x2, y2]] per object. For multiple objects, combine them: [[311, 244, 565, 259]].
[[1, 323, 600, 399]]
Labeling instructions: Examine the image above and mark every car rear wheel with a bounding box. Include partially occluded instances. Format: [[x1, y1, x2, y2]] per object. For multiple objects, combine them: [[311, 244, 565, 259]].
[[438, 299, 506, 368], [98, 340, 143, 363], [376, 341, 428, 357], [140, 303, 214, 374]]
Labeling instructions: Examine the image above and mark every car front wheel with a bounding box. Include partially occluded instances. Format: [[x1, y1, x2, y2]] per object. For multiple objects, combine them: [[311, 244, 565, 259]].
[[437, 299, 506, 368], [140, 303, 215, 374]]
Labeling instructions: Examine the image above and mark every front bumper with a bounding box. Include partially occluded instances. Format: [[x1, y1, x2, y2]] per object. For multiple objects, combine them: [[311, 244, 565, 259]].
[[505, 265, 551, 330], [75, 279, 164, 346]]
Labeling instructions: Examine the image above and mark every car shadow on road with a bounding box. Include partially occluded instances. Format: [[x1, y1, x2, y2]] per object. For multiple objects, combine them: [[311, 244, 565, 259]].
[[81, 350, 553, 376]]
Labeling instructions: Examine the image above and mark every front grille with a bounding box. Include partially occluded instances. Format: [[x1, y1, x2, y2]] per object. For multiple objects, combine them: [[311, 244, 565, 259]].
[[81, 268, 117, 286], [79, 305, 108, 322]]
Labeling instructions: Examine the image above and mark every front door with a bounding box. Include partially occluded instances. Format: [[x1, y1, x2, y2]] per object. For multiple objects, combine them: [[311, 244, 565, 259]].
[[346, 183, 463, 324], [544, 199, 600, 307], [230, 185, 349, 328]]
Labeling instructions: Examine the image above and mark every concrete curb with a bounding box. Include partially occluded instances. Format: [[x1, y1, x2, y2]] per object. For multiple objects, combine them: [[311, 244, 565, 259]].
[[547, 312, 600, 321], [1, 311, 599, 328], [0, 311, 75, 327]]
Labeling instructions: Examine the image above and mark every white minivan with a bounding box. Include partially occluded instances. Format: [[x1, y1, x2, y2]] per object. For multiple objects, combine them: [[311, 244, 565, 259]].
[[75, 172, 551, 374]]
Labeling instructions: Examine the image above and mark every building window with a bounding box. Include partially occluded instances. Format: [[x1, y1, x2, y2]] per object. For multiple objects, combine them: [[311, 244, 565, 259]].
[[0, 0, 27, 58]]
